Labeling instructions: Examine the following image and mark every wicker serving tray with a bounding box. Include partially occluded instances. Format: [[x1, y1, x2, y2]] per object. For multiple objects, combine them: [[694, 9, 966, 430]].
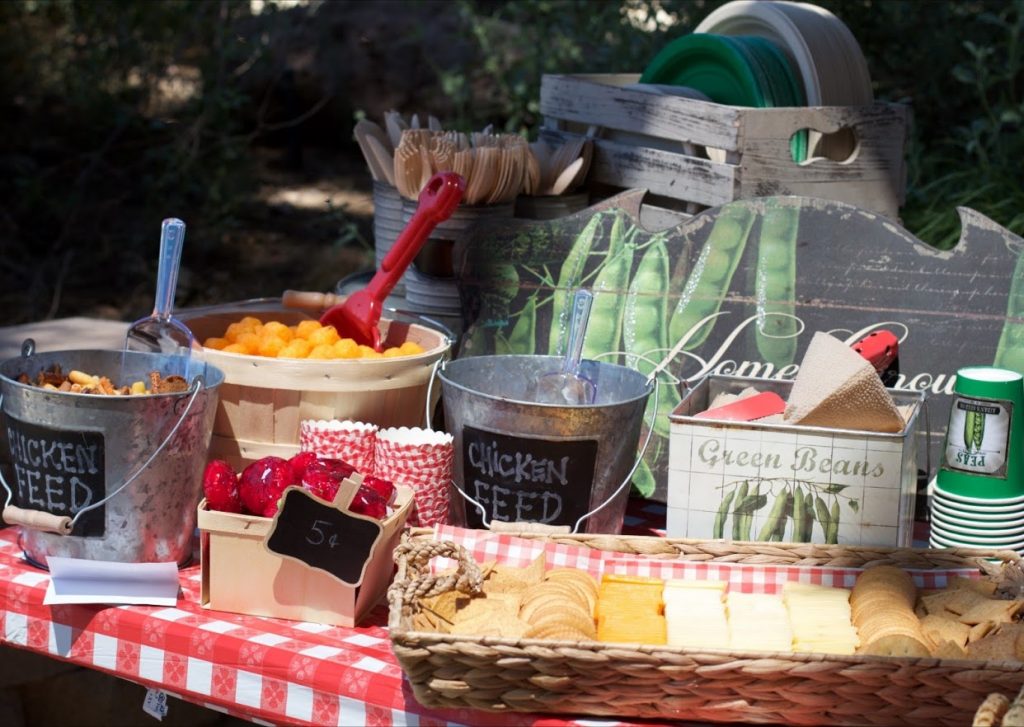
[[387, 528, 1024, 726]]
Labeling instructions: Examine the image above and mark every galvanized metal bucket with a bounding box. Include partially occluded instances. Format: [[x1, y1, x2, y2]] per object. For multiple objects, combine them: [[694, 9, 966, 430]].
[[437, 355, 654, 534], [0, 343, 224, 566]]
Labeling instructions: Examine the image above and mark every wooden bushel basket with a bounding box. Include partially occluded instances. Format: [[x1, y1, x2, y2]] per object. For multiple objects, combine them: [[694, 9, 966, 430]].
[[184, 306, 451, 470], [388, 529, 1024, 726]]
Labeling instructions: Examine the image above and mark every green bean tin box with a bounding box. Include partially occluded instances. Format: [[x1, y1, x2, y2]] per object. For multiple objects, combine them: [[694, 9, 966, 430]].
[[666, 374, 925, 547]]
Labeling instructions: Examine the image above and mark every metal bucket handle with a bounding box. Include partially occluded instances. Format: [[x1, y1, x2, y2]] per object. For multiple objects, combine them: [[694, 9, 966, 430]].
[[425, 358, 659, 534], [0, 342, 207, 536]]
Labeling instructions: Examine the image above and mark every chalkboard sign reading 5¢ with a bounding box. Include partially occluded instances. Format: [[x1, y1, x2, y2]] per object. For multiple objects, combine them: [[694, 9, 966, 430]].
[[264, 485, 383, 587]]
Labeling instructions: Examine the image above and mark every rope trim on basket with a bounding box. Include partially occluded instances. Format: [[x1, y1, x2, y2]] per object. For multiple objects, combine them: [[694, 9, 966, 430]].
[[388, 539, 483, 618]]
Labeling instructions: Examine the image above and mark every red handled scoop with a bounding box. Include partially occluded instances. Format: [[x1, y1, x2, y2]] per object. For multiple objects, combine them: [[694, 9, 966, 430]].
[[320, 172, 465, 350]]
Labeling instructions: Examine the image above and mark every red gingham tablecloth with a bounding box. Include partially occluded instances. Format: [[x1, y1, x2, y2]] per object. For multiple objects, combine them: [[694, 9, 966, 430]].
[[0, 499, 676, 727], [0, 499, 938, 726]]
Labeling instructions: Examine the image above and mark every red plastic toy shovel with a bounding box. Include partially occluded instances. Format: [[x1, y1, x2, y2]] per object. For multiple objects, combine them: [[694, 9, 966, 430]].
[[320, 172, 465, 350]]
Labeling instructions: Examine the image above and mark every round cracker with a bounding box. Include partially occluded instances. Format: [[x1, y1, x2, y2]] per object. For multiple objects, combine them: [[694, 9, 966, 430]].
[[529, 605, 597, 636], [860, 633, 931, 658]]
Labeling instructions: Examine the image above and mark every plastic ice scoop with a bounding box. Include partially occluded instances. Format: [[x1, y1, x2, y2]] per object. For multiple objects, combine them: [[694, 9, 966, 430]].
[[528, 288, 597, 405], [124, 218, 193, 375], [320, 171, 464, 351]]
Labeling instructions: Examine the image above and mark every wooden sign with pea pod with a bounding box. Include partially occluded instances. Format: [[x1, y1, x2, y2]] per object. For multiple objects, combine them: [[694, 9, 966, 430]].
[[454, 189, 1024, 505]]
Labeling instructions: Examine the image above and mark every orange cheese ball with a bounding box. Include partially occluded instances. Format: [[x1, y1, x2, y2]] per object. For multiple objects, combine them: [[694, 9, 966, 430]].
[[278, 339, 312, 359], [333, 338, 360, 358], [262, 321, 293, 342], [294, 320, 322, 339], [207, 317, 429, 359], [307, 325, 340, 347], [258, 336, 287, 358], [235, 331, 261, 354]]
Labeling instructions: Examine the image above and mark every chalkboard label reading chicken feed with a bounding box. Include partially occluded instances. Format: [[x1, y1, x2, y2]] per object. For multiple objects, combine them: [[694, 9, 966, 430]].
[[944, 396, 1010, 477], [461, 424, 597, 529], [3, 413, 106, 537]]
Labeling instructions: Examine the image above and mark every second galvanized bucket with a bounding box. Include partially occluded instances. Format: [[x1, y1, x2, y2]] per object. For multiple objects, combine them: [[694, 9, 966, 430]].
[[438, 355, 653, 534]]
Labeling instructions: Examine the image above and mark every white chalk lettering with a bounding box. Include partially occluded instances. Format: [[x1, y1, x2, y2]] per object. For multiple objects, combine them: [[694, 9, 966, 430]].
[[473, 480, 563, 524], [467, 439, 570, 486]]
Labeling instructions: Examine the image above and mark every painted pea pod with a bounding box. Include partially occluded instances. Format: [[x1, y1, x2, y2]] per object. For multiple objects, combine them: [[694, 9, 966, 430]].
[[742, 482, 762, 540], [631, 455, 657, 498], [503, 292, 538, 354], [754, 201, 800, 367], [731, 481, 749, 540], [622, 237, 679, 438], [713, 487, 736, 539], [669, 203, 756, 350], [815, 494, 831, 542], [792, 485, 806, 541], [827, 499, 841, 544], [581, 240, 636, 363], [548, 211, 614, 355], [994, 245, 1024, 372], [802, 495, 814, 543], [757, 487, 789, 541]]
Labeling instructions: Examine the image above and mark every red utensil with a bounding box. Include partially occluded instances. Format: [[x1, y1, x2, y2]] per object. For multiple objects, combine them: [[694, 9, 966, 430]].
[[320, 172, 465, 350]]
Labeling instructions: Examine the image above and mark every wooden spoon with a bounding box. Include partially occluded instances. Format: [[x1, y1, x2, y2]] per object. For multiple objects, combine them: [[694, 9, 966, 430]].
[[549, 157, 585, 196], [366, 135, 395, 186]]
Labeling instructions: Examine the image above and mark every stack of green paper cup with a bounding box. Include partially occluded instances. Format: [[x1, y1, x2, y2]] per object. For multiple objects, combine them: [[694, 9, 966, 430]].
[[931, 366, 1024, 553]]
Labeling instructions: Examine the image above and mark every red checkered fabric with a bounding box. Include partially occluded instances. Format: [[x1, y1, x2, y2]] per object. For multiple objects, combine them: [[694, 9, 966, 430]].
[[0, 528, 654, 727], [430, 525, 980, 593]]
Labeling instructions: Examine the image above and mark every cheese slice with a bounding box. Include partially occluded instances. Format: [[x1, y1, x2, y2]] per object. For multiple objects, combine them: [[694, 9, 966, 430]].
[[784, 332, 904, 433]]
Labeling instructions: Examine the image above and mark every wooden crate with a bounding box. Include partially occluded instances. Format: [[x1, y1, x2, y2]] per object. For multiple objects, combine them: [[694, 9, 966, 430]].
[[198, 486, 413, 627], [540, 74, 910, 223]]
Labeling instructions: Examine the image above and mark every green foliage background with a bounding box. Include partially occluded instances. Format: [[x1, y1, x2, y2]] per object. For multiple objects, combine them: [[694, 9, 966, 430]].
[[0, 0, 1021, 324]]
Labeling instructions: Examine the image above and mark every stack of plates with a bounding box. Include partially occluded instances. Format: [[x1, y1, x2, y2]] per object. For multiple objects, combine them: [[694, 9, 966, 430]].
[[929, 478, 1024, 553], [640, 33, 807, 161], [692, 0, 873, 160]]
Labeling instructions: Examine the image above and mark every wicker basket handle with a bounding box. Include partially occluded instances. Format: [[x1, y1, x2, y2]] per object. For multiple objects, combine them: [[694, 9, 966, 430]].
[[390, 538, 483, 612]]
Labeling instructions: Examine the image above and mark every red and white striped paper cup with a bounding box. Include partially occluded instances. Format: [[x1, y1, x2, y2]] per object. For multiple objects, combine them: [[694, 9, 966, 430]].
[[374, 427, 453, 527], [299, 419, 378, 474]]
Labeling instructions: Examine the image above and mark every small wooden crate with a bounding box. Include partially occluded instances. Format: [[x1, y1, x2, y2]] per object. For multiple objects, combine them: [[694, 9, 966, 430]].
[[198, 486, 413, 627], [182, 306, 451, 471], [540, 74, 910, 224]]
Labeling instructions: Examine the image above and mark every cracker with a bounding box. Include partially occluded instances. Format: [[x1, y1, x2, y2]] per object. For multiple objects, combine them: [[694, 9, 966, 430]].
[[860, 633, 930, 658], [450, 612, 529, 639], [530, 606, 597, 637], [969, 621, 995, 643], [920, 614, 971, 649], [921, 590, 964, 616], [932, 639, 968, 660], [948, 576, 998, 597], [958, 598, 1024, 626], [966, 629, 1019, 661], [453, 596, 517, 623], [545, 568, 599, 595], [943, 588, 990, 616], [522, 553, 547, 585]]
